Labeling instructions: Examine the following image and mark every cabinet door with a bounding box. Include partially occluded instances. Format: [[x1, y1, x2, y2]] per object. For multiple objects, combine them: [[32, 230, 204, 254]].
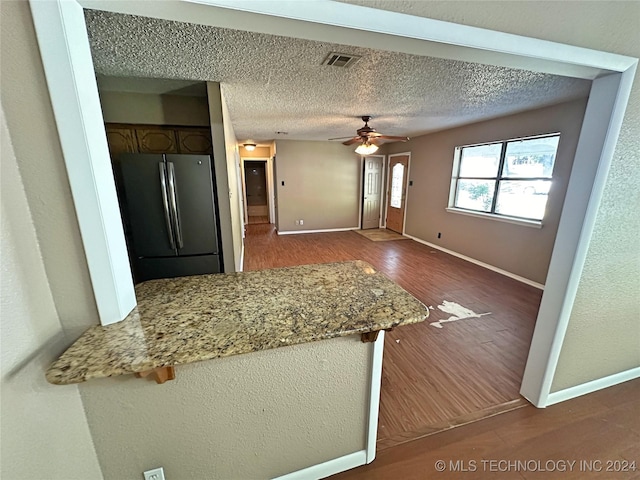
[[136, 128, 178, 154], [105, 126, 138, 156], [177, 128, 213, 154]]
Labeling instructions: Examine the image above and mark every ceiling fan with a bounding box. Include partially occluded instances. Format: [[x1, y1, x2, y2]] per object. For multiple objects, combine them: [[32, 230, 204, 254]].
[[329, 116, 409, 154]]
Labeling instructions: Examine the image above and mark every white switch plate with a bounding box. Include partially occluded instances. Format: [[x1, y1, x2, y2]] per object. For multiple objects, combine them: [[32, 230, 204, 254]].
[[143, 467, 165, 480]]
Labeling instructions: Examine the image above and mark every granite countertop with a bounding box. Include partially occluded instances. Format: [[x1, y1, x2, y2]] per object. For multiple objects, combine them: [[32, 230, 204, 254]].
[[46, 260, 428, 385]]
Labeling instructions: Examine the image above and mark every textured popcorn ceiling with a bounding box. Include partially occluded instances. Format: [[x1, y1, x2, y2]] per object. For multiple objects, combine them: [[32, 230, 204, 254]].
[[85, 10, 590, 144]]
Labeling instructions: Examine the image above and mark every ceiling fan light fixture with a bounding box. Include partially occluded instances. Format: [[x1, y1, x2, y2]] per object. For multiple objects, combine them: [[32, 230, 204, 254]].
[[355, 142, 379, 155], [243, 143, 257, 151]]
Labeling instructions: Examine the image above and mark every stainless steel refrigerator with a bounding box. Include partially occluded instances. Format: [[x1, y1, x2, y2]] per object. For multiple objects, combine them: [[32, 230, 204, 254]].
[[118, 153, 222, 283]]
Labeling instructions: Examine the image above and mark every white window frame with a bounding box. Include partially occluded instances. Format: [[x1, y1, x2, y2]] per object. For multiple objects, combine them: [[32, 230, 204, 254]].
[[29, 0, 637, 413], [448, 133, 560, 227]]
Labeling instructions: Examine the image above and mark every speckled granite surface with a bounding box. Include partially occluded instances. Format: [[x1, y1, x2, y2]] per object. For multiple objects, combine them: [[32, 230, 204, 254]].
[[46, 261, 428, 385]]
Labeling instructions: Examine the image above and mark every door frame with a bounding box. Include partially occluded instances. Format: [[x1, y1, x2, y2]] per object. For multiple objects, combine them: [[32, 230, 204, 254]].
[[385, 152, 412, 235], [359, 154, 385, 230], [240, 156, 275, 225]]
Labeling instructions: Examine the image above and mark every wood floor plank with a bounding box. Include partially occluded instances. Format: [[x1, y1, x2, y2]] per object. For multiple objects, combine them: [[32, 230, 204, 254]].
[[244, 225, 542, 449], [247, 215, 269, 224], [332, 380, 640, 479]]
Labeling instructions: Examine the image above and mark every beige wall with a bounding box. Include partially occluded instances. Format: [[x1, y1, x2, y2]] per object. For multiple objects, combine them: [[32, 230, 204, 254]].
[[347, 0, 640, 397], [0, 0, 98, 339], [99, 90, 210, 126], [80, 336, 370, 480], [207, 82, 237, 273], [240, 145, 271, 158], [0, 105, 103, 480], [220, 88, 245, 271], [275, 140, 361, 232], [386, 99, 587, 285]]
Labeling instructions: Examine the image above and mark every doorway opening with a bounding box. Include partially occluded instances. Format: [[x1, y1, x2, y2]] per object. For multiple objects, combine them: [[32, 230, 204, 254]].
[[241, 157, 274, 225]]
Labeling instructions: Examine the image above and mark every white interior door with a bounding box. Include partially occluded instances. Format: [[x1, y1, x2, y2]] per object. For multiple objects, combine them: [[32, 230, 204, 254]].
[[362, 156, 383, 229]]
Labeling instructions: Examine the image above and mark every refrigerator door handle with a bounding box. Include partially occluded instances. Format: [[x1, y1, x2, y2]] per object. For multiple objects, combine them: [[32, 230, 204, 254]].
[[167, 162, 184, 249], [158, 162, 176, 250]]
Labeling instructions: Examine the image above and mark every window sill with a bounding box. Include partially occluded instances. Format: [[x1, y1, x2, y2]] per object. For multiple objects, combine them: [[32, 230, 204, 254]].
[[445, 208, 543, 229]]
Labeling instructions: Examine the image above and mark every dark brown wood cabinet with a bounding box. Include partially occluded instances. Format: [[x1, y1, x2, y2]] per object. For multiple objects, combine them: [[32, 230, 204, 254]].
[[105, 126, 137, 157], [105, 123, 213, 156], [135, 127, 178, 154], [177, 128, 213, 154]]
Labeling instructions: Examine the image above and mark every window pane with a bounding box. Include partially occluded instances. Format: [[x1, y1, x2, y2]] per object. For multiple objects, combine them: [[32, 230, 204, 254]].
[[502, 136, 559, 178], [459, 144, 502, 178], [390, 163, 404, 208], [496, 180, 551, 220], [455, 179, 496, 212]]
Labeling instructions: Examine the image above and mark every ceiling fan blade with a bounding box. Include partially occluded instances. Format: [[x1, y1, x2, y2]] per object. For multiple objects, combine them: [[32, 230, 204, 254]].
[[342, 137, 363, 146], [329, 136, 357, 141], [377, 135, 410, 142]]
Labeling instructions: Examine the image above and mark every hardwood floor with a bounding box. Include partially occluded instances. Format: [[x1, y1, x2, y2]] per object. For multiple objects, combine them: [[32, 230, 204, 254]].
[[331, 379, 640, 479], [247, 215, 269, 224], [244, 224, 542, 450]]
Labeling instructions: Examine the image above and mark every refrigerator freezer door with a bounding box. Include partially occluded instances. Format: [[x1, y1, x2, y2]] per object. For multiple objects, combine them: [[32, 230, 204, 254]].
[[166, 155, 219, 256], [136, 254, 221, 282], [119, 154, 178, 258]]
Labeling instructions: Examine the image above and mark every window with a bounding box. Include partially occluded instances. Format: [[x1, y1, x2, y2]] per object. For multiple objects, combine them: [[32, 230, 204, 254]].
[[449, 134, 560, 223], [390, 163, 405, 208]]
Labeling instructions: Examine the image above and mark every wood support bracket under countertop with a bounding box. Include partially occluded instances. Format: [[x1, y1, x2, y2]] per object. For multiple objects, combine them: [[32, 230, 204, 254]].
[[361, 327, 393, 343], [134, 366, 176, 384]]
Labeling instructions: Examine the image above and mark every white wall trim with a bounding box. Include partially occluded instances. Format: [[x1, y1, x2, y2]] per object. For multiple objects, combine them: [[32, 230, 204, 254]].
[[277, 227, 359, 235], [405, 235, 545, 290], [238, 243, 245, 273], [520, 68, 637, 407], [239, 157, 249, 226], [445, 208, 543, 229], [545, 368, 640, 407], [267, 155, 276, 224], [29, 0, 136, 325], [366, 330, 385, 464], [358, 155, 364, 230], [272, 450, 367, 480]]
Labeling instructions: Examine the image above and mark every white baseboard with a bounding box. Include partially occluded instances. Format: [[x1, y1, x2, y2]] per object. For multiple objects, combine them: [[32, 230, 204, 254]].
[[545, 367, 640, 407], [405, 234, 545, 290], [272, 450, 367, 480], [277, 227, 359, 235]]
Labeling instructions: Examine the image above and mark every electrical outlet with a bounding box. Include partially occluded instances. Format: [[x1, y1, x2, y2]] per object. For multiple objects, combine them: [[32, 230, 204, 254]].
[[143, 467, 165, 480], [299, 219, 304, 226], [437, 232, 441, 239]]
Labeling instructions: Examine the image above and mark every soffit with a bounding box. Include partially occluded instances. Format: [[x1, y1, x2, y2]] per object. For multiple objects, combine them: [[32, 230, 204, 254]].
[[85, 10, 591, 143]]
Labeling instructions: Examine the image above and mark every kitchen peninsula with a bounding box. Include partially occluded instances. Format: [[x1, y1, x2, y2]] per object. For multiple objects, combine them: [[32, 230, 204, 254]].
[[48, 260, 428, 479], [47, 260, 427, 385]]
